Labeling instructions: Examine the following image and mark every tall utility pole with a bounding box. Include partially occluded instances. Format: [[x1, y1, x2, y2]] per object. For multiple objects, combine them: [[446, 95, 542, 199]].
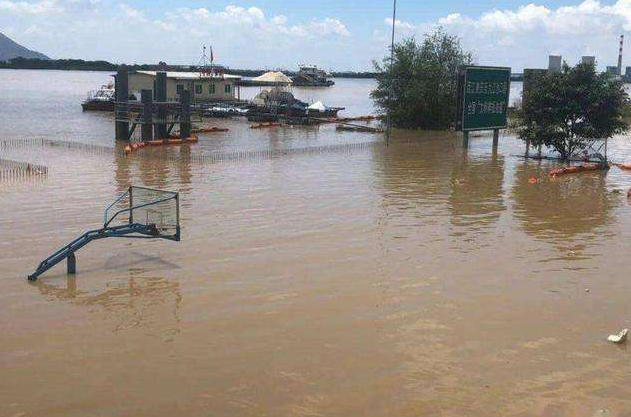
[[618, 34, 624, 76], [385, 0, 397, 146]]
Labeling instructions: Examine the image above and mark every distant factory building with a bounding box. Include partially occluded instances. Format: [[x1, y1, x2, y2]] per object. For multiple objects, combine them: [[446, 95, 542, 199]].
[[548, 55, 562, 73], [606, 66, 618, 75], [126, 70, 242, 102], [625, 66, 631, 77], [581, 56, 596, 66]]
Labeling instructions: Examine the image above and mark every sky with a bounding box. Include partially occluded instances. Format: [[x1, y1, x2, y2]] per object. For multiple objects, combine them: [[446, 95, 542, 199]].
[[3, 0, 631, 71]]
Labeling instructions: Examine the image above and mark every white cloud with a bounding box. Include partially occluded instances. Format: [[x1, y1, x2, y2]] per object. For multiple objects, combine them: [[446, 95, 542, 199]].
[[384, 18, 416, 30], [119, 4, 146, 22], [0, 2, 357, 69], [379, 0, 631, 71], [306, 18, 350, 37], [271, 15, 288, 25], [0, 0, 61, 14]]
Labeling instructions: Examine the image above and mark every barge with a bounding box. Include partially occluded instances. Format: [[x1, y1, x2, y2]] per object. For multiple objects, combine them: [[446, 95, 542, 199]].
[[291, 64, 334, 87]]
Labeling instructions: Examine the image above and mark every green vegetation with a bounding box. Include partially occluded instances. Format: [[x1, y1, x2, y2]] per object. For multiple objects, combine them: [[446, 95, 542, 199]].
[[517, 63, 628, 160], [371, 28, 473, 130]]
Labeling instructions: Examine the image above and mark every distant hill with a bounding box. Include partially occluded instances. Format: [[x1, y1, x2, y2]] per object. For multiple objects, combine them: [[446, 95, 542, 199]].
[[0, 32, 49, 62]]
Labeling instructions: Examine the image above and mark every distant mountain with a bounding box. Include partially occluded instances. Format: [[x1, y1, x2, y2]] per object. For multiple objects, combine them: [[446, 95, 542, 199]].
[[0, 32, 49, 62]]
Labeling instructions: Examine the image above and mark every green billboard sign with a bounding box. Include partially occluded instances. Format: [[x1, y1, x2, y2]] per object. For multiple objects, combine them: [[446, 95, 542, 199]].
[[457, 66, 511, 132]]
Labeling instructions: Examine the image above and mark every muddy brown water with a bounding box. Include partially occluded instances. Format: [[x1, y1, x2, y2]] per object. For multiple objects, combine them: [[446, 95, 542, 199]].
[[3, 70, 631, 416]]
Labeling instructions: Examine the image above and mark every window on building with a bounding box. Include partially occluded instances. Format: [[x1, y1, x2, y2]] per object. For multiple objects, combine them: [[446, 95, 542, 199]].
[[176, 84, 184, 94], [224, 84, 231, 94], [195, 84, 202, 94], [209, 84, 216, 94]]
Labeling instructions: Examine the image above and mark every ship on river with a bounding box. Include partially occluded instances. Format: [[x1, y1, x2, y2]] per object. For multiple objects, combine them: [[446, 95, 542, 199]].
[[291, 64, 334, 87], [81, 83, 115, 111]]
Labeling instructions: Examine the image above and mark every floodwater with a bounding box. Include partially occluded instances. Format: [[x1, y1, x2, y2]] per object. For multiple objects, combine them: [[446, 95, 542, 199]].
[[2, 70, 631, 417]]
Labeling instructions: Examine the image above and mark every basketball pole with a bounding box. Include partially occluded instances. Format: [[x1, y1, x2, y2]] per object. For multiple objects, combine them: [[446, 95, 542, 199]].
[[385, 0, 397, 147]]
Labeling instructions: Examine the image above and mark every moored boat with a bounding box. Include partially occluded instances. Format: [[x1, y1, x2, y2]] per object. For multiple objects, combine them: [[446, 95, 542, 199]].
[[81, 83, 115, 111], [306, 101, 344, 118], [291, 64, 335, 87]]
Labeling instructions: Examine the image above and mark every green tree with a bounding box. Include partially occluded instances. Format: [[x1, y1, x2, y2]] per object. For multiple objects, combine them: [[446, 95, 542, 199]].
[[518, 62, 628, 160], [371, 28, 473, 130]]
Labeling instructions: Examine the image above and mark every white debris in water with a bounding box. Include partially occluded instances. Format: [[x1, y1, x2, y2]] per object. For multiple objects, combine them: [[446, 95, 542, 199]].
[[607, 328, 628, 344]]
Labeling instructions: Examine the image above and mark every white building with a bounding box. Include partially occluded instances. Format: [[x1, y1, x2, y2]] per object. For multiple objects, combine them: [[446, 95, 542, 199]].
[[127, 70, 242, 102]]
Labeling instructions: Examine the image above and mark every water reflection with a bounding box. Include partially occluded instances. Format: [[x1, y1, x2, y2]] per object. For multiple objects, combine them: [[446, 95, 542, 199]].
[[511, 162, 617, 263], [113, 141, 193, 192], [448, 152, 505, 238], [34, 270, 182, 340], [375, 131, 458, 218]]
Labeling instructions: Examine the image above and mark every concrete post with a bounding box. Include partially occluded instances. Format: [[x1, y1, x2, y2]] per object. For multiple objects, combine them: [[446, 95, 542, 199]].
[[154, 71, 168, 140], [492, 129, 499, 149], [179, 90, 191, 139], [115, 65, 129, 141], [463, 131, 469, 148], [141, 89, 153, 142], [67, 252, 76, 275]]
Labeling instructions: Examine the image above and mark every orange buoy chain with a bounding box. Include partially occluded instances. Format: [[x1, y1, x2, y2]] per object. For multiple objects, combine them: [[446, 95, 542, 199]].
[[548, 163, 602, 178], [124, 135, 198, 156]]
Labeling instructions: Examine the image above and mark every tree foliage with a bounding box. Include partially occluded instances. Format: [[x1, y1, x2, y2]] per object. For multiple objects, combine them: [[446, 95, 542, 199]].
[[371, 28, 473, 130], [518, 62, 628, 160]]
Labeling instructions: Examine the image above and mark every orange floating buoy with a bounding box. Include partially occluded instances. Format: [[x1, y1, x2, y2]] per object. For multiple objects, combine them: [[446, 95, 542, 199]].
[[528, 176, 537, 184], [124, 145, 132, 155], [131, 143, 139, 150], [147, 140, 163, 146], [168, 139, 183, 145]]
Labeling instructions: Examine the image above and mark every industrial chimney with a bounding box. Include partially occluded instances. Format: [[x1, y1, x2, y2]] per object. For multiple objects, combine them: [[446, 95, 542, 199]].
[[618, 35, 624, 76]]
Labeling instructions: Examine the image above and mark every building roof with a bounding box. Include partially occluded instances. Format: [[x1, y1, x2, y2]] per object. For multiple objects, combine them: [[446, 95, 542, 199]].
[[135, 70, 241, 81], [251, 71, 293, 85]]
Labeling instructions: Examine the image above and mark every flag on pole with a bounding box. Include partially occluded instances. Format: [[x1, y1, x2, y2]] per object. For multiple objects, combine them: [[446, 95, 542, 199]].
[[210, 46, 214, 63]]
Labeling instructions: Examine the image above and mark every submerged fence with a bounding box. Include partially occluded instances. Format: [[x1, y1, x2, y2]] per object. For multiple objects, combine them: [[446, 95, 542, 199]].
[[166, 141, 382, 164], [0, 158, 48, 181], [0, 138, 119, 156], [0, 138, 383, 165]]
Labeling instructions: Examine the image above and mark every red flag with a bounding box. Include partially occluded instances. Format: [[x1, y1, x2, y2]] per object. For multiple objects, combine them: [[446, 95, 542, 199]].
[[210, 46, 214, 63]]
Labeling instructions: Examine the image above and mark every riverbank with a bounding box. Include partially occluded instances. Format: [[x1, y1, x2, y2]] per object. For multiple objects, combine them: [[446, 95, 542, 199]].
[[0, 58, 376, 78]]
